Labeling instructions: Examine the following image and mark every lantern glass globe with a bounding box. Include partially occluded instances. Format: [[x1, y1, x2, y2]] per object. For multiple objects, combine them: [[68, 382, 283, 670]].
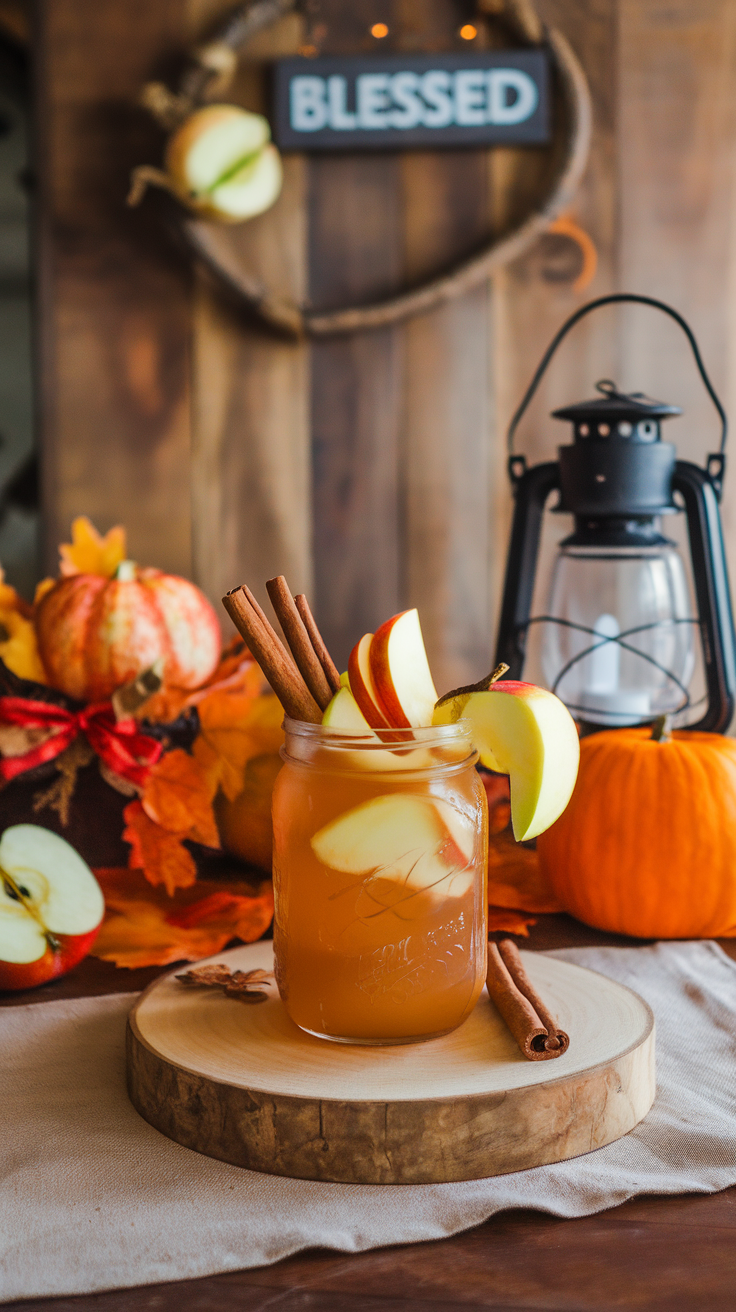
[[541, 541, 696, 726]]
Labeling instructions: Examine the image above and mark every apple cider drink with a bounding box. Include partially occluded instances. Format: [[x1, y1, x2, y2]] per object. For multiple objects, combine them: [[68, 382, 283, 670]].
[[272, 719, 488, 1044]]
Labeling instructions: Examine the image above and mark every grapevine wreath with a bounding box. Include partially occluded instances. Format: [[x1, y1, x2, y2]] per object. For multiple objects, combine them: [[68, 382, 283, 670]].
[[129, 0, 593, 337]]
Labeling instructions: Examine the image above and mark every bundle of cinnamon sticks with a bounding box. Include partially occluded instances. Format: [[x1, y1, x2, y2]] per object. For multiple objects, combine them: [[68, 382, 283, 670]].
[[222, 577, 340, 722], [486, 938, 570, 1061]]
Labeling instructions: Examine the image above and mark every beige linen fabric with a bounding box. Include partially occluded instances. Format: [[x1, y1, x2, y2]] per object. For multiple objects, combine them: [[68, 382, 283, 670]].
[[2, 941, 736, 1303]]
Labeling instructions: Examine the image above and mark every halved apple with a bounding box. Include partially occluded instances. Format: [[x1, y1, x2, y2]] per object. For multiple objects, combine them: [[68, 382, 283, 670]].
[[165, 105, 283, 223], [0, 825, 105, 990], [310, 793, 474, 908], [433, 682, 579, 842], [370, 609, 438, 728], [348, 633, 393, 730]]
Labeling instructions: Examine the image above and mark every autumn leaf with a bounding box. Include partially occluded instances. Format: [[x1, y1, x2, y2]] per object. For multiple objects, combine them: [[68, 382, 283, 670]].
[[59, 516, 127, 578], [91, 866, 274, 968], [122, 799, 197, 894], [487, 827, 564, 914], [0, 607, 47, 683], [140, 644, 265, 725], [196, 689, 284, 801], [141, 748, 220, 848], [481, 771, 564, 914], [488, 908, 537, 937]]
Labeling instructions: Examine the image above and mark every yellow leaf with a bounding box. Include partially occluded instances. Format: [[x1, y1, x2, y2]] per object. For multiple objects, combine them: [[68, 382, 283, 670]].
[[0, 609, 46, 683], [33, 578, 55, 607], [59, 516, 127, 578]]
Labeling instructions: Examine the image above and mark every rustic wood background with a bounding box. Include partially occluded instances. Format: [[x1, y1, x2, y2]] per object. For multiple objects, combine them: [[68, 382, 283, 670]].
[[33, 0, 736, 688]]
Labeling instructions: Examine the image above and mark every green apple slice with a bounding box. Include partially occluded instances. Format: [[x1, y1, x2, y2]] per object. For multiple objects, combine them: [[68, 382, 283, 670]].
[[433, 681, 579, 841], [322, 686, 375, 733]]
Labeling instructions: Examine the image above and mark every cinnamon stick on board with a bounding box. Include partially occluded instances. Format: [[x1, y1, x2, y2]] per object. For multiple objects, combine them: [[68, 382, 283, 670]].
[[222, 586, 322, 723], [266, 576, 334, 711], [294, 593, 341, 695], [486, 938, 570, 1061]]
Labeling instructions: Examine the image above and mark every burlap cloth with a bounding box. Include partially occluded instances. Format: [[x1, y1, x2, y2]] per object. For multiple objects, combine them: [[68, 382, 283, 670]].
[[3, 941, 736, 1303]]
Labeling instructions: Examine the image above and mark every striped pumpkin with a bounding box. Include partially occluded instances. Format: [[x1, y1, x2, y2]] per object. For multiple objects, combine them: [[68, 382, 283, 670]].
[[35, 563, 221, 701]]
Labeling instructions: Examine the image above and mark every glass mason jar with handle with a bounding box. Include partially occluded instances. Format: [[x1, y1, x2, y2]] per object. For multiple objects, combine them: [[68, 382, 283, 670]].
[[272, 718, 488, 1044]]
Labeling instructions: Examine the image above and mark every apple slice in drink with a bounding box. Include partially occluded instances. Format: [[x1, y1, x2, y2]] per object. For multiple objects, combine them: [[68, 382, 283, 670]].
[[348, 634, 394, 730], [321, 688, 436, 771], [433, 681, 579, 841], [0, 824, 104, 990], [322, 685, 375, 733], [311, 793, 474, 911], [370, 610, 438, 729]]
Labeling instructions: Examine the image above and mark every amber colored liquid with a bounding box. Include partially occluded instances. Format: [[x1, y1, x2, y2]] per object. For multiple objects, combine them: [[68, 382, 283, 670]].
[[272, 740, 488, 1043]]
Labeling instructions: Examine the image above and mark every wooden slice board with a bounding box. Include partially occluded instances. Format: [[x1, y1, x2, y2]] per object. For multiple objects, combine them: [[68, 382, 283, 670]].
[[127, 942, 655, 1185]]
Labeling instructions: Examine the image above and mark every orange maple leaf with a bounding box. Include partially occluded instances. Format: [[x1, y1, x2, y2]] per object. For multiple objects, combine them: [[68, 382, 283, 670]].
[[140, 643, 266, 726], [488, 907, 537, 937], [196, 689, 284, 801], [59, 516, 127, 578], [91, 866, 274, 968], [122, 800, 197, 894], [141, 748, 220, 848], [487, 827, 564, 914]]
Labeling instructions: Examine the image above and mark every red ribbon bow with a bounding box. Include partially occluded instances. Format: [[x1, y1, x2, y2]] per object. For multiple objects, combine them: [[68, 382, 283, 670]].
[[0, 696, 163, 786]]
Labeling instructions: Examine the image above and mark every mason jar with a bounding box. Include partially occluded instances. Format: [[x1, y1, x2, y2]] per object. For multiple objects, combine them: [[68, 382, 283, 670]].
[[272, 719, 488, 1044]]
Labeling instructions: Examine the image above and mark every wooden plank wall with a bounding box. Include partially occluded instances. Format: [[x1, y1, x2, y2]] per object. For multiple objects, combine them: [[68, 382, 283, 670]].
[[35, 0, 736, 692]]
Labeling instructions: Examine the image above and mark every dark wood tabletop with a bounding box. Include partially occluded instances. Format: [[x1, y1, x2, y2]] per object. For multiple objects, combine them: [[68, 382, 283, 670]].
[[4, 917, 736, 1312]]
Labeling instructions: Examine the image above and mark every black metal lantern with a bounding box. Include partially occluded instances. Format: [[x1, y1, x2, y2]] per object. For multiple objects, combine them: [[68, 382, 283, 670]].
[[494, 294, 736, 732]]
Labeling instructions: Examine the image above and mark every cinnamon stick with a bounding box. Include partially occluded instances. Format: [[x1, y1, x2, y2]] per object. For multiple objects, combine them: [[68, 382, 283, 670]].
[[486, 938, 570, 1061], [266, 576, 334, 711], [222, 587, 322, 723], [294, 593, 341, 694]]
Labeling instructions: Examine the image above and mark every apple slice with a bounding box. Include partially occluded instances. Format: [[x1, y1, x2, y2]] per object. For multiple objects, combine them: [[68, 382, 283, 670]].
[[348, 634, 393, 730], [433, 682, 579, 842], [321, 687, 437, 771], [311, 793, 474, 907], [165, 105, 283, 223], [0, 824, 104, 991], [370, 610, 438, 729], [322, 686, 375, 734]]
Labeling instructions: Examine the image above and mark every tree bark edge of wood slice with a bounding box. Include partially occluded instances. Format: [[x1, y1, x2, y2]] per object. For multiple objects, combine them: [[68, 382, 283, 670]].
[[126, 943, 655, 1185]]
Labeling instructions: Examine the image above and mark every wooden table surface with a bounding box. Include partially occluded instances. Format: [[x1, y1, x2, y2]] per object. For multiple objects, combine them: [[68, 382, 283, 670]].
[[4, 916, 736, 1312]]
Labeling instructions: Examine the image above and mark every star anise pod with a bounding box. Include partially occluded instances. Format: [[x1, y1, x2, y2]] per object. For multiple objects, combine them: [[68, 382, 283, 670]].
[[175, 964, 273, 1004]]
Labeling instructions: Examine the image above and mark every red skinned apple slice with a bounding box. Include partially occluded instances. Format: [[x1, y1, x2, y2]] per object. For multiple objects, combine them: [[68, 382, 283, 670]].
[[348, 633, 393, 730], [0, 824, 104, 991], [433, 680, 579, 842], [370, 610, 438, 728], [310, 793, 474, 907]]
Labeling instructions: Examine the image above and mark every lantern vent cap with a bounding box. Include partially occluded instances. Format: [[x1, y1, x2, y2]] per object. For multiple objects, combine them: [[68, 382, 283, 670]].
[[552, 379, 682, 424]]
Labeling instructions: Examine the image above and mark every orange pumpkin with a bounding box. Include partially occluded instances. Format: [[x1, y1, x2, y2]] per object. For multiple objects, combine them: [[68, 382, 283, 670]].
[[35, 563, 221, 701], [537, 726, 736, 939]]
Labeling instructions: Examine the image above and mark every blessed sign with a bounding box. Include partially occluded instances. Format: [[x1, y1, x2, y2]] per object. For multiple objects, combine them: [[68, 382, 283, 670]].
[[273, 51, 550, 151]]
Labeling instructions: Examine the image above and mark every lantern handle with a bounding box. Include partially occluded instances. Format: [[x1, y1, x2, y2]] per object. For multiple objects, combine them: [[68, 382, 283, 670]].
[[506, 293, 727, 494]]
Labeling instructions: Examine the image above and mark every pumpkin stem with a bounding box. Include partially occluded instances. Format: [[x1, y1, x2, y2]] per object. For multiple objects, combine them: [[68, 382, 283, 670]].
[[650, 714, 672, 742], [115, 560, 137, 582]]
